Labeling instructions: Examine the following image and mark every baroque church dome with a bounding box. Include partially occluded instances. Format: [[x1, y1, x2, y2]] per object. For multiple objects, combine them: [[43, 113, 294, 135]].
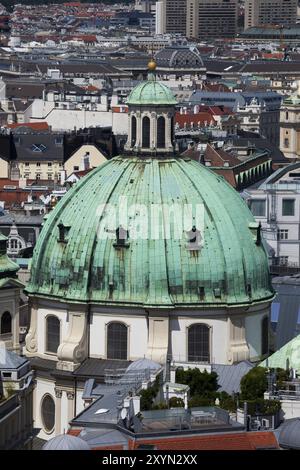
[[26, 155, 273, 307]]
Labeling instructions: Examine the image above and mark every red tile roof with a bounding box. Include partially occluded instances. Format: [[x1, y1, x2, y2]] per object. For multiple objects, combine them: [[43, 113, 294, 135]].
[[204, 144, 241, 167], [7, 122, 49, 131], [132, 432, 279, 450], [175, 111, 216, 128]]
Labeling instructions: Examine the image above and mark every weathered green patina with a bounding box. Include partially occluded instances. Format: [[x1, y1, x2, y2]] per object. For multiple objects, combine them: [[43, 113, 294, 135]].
[[127, 74, 177, 106], [260, 335, 300, 371], [26, 156, 274, 307], [0, 233, 19, 278]]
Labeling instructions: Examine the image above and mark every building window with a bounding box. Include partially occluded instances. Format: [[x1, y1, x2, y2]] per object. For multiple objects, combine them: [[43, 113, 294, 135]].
[[284, 138, 289, 148], [107, 322, 128, 360], [41, 394, 55, 433], [48, 162, 52, 167], [157, 116, 165, 148], [36, 162, 41, 167], [188, 324, 210, 362], [282, 199, 295, 216], [142, 116, 150, 148], [73, 166, 79, 171], [277, 229, 289, 240], [286, 111, 288, 120], [131, 115, 137, 146], [250, 199, 266, 217], [1, 311, 12, 334], [261, 316, 269, 356], [36, 174, 41, 180], [25, 162, 29, 166], [46, 316, 60, 353]]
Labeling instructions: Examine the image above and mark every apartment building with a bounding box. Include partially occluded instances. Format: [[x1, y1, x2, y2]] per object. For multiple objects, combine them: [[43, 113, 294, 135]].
[[187, 0, 238, 40], [246, 162, 300, 266], [162, 0, 187, 34], [245, 0, 297, 30]]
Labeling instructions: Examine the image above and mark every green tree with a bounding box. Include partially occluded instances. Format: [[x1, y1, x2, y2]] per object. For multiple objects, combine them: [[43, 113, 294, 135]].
[[176, 368, 219, 397], [169, 397, 184, 408], [240, 367, 268, 401]]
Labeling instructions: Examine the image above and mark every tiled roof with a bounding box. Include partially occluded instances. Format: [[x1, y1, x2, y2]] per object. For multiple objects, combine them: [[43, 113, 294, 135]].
[[7, 122, 49, 131], [175, 112, 216, 128], [132, 431, 279, 450]]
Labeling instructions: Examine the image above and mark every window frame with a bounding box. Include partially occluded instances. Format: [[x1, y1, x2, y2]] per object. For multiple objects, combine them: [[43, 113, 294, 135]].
[[250, 198, 266, 217], [282, 199, 295, 216], [40, 394, 55, 434], [187, 323, 211, 363], [106, 321, 128, 360], [0, 311, 12, 335], [45, 315, 61, 355]]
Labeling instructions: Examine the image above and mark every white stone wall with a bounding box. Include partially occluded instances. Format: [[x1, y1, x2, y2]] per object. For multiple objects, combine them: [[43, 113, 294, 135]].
[[29, 99, 128, 134], [34, 377, 56, 440], [89, 311, 148, 360], [170, 315, 228, 364], [245, 310, 267, 359], [36, 306, 68, 358]]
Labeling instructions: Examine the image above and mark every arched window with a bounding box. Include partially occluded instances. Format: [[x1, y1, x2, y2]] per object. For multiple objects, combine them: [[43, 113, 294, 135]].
[[46, 316, 60, 353], [188, 324, 210, 362], [107, 322, 128, 360], [41, 394, 55, 433], [142, 116, 150, 148], [286, 111, 289, 121], [1, 311, 11, 334], [157, 116, 165, 148], [261, 316, 269, 356], [131, 115, 137, 147]]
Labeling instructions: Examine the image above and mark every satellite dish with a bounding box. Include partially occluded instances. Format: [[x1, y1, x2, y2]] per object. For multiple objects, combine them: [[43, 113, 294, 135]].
[[121, 408, 128, 420]]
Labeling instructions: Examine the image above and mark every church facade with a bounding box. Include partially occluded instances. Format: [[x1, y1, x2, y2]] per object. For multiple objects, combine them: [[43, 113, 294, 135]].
[[24, 63, 274, 439]]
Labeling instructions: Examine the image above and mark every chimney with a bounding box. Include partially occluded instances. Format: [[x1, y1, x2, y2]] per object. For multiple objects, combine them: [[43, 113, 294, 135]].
[[81, 151, 90, 171]]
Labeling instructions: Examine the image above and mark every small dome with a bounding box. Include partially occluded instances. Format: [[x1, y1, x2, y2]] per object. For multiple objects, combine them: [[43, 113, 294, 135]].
[[155, 45, 205, 70], [279, 419, 300, 449], [127, 78, 177, 106], [126, 358, 161, 372], [43, 434, 90, 451]]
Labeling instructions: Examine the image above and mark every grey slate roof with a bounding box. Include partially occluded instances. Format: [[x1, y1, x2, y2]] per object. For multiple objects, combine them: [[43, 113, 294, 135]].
[[212, 361, 254, 394], [0, 214, 44, 226], [187, 90, 245, 111], [278, 418, 300, 450], [11, 133, 65, 163], [73, 358, 131, 378], [271, 275, 300, 350], [0, 348, 28, 369], [156, 46, 205, 70], [79, 428, 128, 448]]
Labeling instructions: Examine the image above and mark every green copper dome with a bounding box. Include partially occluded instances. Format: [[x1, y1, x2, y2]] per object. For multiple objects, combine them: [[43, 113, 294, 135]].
[[26, 156, 274, 307], [127, 75, 177, 106]]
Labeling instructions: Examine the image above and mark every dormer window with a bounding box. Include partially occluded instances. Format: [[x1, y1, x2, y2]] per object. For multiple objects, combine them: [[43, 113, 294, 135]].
[[57, 222, 70, 243], [113, 225, 129, 248], [186, 225, 202, 251], [31, 143, 46, 152]]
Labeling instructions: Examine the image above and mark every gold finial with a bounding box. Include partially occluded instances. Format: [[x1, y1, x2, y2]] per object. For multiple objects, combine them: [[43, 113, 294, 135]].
[[148, 59, 157, 71]]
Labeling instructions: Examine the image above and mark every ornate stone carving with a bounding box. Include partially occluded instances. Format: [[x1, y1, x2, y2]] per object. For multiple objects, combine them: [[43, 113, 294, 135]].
[[66, 391, 75, 400], [55, 389, 63, 399], [24, 303, 38, 354], [57, 311, 88, 372]]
